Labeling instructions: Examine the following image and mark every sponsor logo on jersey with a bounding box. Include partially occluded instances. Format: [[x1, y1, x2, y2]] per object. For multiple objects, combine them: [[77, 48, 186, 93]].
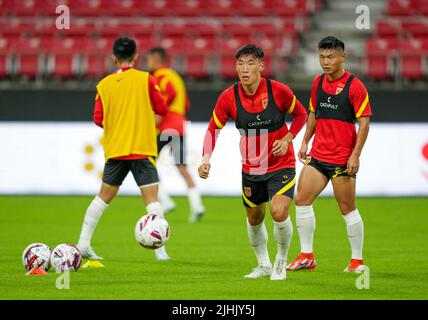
[[320, 97, 339, 110], [248, 115, 272, 128]]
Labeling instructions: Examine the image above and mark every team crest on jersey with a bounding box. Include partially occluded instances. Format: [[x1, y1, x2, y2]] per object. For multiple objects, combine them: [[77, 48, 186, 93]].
[[261, 92, 268, 109], [335, 84, 345, 94], [262, 98, 269, 109], [244, 187, 252, 197]]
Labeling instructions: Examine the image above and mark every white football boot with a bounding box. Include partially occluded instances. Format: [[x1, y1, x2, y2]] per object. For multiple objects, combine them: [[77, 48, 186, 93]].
[[189, 210, 205, 223], [244, 264, 272, 279], [154, 246, 171, 261], [77, 245, 103, 260], [270, 258, 287, 280]]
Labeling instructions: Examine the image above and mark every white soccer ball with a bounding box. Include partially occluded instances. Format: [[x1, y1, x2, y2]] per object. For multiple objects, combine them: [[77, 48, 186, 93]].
[[135, 214, 170, 249], [22, 243, 51, 271], [50, 243, 82, 272]]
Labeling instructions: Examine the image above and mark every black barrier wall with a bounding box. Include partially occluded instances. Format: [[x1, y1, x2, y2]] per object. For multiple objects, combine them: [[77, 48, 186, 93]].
[[0, 89, 428, 122]]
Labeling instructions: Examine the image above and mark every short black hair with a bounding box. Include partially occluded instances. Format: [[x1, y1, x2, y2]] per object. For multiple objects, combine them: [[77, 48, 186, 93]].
[[148, 47, 168, 63], [113, 37, 137, 62], [318, 36, 345, 51], [235, 44, 264, 60]]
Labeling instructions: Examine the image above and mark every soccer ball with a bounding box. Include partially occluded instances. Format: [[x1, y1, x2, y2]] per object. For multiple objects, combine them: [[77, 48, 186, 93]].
[[50, 243, 82, 272], [22, 243, 51, 271], [135, 214, 170, 249]]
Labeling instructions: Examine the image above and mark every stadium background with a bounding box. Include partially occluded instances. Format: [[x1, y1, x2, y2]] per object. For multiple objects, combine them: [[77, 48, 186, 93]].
[[0, 0, 428, 301], [0, 0, 427, 197]]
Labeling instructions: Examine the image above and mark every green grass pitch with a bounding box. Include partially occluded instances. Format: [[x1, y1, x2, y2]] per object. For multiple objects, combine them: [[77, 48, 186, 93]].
[[0, 196, 427, 300]]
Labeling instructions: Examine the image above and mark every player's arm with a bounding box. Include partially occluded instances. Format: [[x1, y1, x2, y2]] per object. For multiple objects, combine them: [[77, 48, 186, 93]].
[[198, 94, 230, 179], [93, 91, 103, 128], [298, 77, 319, 163], [347, 117, 370, 175], [298, 112, 316, 163], [163, 81, 177, 107], [148, 75, 168, 116], [272, 84, 308, 156], [347, 79, 372, 175]]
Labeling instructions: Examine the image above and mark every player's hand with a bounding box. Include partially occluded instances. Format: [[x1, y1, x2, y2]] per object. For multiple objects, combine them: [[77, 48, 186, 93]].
[[347, 153, 360, 175], [272, 140, 289, 157], [198, 163, 211, 179], [298, 142, 309, 163]]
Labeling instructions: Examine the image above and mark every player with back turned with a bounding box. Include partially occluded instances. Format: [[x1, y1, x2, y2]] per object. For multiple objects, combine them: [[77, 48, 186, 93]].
[[76, 37, 172, 261], [287, 36, 372, 273], [198, 44, 308, 280]]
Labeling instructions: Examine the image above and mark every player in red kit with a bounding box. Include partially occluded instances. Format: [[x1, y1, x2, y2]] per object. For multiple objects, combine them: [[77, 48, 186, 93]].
[[287, 36, 371, 273], [198, 45, 307, 280], [147, 47, 206, 223]]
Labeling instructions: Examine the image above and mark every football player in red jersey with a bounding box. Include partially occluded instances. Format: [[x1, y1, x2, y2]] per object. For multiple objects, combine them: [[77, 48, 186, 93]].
[[198, 44, 308, 280], [147, 47, 205, 223], [287, 36, 372, 273]]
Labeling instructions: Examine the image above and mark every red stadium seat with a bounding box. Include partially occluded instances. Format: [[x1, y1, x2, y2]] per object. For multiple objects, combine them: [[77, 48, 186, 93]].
[[97, 0, 140, 16], [420, 2, 428, 16], [139, 0, 170, 16], [170, 0, 213, 17], [239, 0, 271, 17], [248, 22, 279, 36], [99, 20, 155, 39], [0, 54, 7, 77], [9, 0, 47, 16], [0, 0, 13, 16], [386, 0, 418, 16], [219, 55, 238, 79], [251, 34, 278, 55], [159, 20, 219, 38], [74, 0, 104, 16], [219, 36, 251, 55], [160, 21, 192, 38], [0, 19, 37, 37], [184, 55, 209, 79], [39, 19, 96, 38], [183, 36, 216, 55], [402, 20, 428, 37], [49, 54, 77, 78], [376, 19, 402, 37], [270, 0, 310, 17], [78, 38, 111, 78], [40, 38, 80, 78], [135, 35, 159, 52], [260, 55, 273, 78], [84, 53, 112, 78], [0, 36, 12, 77], [365, 39, 395, 80], [158, 35, 185, 54], [206, 0, 236, 17], [398, 38, 426, 80], [418, 36, 428, 50]]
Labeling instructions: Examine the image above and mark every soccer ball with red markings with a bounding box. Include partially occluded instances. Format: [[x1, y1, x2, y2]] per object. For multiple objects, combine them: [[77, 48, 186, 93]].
[[50, 243, 82, 272], [135, 214, 170, 249], [22, 243, 51, 271]]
